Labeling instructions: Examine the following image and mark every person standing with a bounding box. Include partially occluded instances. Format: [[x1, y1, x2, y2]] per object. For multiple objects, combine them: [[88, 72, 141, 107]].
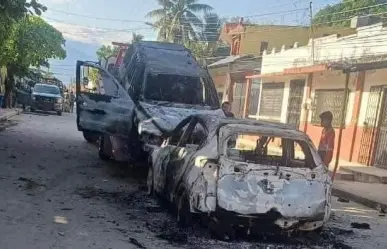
[[222, 101, 235, 118], [69, 91, 75, 113], [318, 111, 335, 166]]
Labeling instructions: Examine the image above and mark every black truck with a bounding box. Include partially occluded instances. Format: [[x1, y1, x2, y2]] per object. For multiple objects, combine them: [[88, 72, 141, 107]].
[[76, 41, 224, 163]]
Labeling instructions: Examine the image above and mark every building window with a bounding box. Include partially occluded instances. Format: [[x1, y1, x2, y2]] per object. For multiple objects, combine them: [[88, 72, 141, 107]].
[[248, 79, 260, 116], [232, 82, 246, 118], [311, 89, 348, 127], [259, 82, 285, 119]]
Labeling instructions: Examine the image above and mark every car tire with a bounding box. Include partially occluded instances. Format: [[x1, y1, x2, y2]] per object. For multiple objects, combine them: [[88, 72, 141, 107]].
[[57, 111, 62, 116], [30, 108, 35, 112], [147, 166, 154, 196], [98, 136, 110, 161], [83, 131, 97, 143], [177, 191, 192, 228]]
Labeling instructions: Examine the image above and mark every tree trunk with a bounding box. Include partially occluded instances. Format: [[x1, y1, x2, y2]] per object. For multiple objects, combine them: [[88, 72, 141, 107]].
[[3, 67, 15, 109]]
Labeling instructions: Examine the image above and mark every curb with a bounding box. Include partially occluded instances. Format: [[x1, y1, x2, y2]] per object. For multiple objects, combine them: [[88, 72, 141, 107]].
[[0, 109, 22, 121], [332, 186, 387, 211]]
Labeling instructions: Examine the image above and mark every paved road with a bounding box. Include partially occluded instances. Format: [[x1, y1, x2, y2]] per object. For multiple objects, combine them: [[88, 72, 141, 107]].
[[0, 112, 386, 249]]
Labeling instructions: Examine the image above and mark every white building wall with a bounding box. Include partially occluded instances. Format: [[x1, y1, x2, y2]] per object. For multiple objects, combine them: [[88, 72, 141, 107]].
[[262, 23, 387, 74]]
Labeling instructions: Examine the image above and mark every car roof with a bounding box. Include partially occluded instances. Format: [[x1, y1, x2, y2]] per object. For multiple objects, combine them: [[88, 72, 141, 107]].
[[134, 41, 208, 77], [191, 114, 309, 139], [35, 83, 59, 88]]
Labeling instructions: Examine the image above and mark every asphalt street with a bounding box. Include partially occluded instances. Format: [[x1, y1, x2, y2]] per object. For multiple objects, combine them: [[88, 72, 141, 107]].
[[0, 111, 386, 249]]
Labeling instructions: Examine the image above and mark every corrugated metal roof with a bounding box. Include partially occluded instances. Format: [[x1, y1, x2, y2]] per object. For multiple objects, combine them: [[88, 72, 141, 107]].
[[208, 55, 241, 68]]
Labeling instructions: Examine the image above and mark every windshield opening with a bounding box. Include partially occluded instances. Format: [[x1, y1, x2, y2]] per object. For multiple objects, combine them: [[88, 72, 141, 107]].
[[226, 132, 316, 169], [143, 73, 218, 107], [34, 85, 60, 95]]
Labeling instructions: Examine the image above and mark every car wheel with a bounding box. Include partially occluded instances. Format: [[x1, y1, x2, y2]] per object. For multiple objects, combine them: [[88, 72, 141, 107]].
[[177, 191, 192, 228], [83, 131, 97, 143], [147, 166, 154, 196], [30, 108, 35, 112], [57, 111, 62, 116], [98, 136, 110, 161]]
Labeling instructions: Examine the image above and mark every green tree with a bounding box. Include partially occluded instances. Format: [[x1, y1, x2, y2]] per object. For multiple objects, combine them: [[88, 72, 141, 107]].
[[96, 45, 119, 62], [313, 0, 387, 27], [132, 32, 144, 42], [2, 15, 66, 107], [0, 0, 47, 60], [186, 12, 222, 60], [146, 0, 213, 43]]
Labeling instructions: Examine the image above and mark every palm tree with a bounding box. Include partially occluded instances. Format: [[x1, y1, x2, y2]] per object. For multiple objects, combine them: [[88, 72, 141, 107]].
[[132, 32, 144, 42], [146, 0, 213, 44]]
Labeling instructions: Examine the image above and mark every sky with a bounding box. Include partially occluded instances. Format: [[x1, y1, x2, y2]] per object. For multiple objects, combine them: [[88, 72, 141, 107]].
[[39, 0, 341, 83]]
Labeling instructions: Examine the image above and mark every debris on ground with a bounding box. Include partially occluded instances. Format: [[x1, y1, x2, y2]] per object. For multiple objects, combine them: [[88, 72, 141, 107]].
[[58, 232, 65, 236], [337, 197, 350, 203], [18, 177, 45, 190], [128, 237, 146, 249], [351, 222, 371, 230]]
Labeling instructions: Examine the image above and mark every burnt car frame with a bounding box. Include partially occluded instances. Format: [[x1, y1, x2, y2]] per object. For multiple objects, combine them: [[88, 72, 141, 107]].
[[147, 115, 332, 235], [75, 41, 223, 162]]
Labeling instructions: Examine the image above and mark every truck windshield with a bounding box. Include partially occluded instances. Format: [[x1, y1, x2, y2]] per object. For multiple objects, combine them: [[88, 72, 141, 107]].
[[144, 73, 218, 107], [34, 85, 60, 95]]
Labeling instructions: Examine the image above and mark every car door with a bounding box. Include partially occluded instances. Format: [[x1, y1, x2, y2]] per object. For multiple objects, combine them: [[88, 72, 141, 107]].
[[154, 117, 192, 193], [164, 118, 207, 199], [75, 60, 135, 137], [15, 82, 32, 107]]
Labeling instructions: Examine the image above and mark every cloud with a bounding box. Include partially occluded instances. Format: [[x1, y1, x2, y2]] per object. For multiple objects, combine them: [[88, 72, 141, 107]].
[[47, 20, 135, 45]]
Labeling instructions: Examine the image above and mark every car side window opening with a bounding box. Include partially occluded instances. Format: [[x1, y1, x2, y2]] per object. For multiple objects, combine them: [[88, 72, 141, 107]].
[[179, 122, 207, 148], [226, 134, 316, 168]]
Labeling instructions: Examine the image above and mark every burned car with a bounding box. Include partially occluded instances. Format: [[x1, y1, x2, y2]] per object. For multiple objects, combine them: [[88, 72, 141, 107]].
[[75, 42, 223, 162], [147, 115, 332, 236]]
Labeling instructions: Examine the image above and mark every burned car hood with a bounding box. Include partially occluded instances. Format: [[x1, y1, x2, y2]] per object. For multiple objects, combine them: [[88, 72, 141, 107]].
[[136, 101, 225, 135]]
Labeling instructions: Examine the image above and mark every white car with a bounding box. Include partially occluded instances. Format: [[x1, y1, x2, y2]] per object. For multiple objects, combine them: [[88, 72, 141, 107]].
[[147, 115, 332, 237]]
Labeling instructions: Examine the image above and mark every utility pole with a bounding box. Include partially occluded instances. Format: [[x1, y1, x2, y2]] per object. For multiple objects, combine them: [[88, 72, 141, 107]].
[[309, 1, 315, 64]]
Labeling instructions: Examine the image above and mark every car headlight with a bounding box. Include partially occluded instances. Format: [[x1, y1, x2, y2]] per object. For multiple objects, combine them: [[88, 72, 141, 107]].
[[56, 98, 62, 103], [32, 96, 36, 101]]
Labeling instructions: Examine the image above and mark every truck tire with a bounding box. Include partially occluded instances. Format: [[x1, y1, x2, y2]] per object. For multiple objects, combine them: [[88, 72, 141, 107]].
[[83, 131, 98, 143], [98, 136, 110, 161]]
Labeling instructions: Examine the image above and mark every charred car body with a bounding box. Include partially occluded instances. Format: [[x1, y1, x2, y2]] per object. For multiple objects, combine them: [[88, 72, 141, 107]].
[[147, 115, 332, 235], [75, 41, 223, 162]]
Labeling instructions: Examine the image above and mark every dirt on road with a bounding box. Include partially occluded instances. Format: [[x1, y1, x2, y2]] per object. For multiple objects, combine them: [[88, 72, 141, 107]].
[[0, 112, 385, 249]]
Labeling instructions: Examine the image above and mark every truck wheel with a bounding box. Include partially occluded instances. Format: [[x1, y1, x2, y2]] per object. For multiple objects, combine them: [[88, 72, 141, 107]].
[[98, 136, 110, 161], [83, 131, 97, 143], [57, 111, 62, 116]]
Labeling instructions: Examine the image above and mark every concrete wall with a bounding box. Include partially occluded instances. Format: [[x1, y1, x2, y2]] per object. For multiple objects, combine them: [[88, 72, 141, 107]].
[[262, 23, 387, 74], [239, 25, 355, 56]]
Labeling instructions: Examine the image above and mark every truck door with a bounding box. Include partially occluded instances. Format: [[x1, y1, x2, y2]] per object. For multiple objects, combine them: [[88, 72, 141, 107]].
[[75, 60, 134, 137]]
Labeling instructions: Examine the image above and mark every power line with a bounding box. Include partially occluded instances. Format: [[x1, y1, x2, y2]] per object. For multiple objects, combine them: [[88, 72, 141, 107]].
[[45, 7, 308, 26]]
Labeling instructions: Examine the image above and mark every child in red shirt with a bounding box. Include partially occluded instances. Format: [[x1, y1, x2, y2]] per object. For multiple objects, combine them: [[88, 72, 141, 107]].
[[318, 111, 335, 166]]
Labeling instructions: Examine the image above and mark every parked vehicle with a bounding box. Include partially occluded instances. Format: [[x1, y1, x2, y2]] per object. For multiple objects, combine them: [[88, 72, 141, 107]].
[[75, 41, 223, 162], [147, 115, 332, 236], [62, 92, 71, 113], [31, 83, 63, 116]]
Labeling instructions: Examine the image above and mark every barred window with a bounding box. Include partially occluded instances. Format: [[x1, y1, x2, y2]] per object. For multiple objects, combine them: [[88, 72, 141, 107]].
[[259, 82, 285, 118], [311, 89, 348, 127], [248, 79, 260, 116]]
